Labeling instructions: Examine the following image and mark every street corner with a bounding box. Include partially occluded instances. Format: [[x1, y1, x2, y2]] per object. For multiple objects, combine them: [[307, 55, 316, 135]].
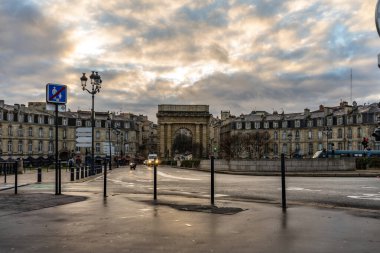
[[0, 193, 87, 216]]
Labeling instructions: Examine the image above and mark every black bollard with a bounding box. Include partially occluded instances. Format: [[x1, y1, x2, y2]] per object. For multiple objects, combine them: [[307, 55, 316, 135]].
[[211, 155, 215, 206], [81, 167, 84, 178], [153, 159, 157, 200], [3, 166, 6, 184], [70, 167, 75, 181], [281, 153, 287, 212], [37, 168, 42, 183], [104, 162, 107, 198], [14, 162, 18, 195], [76, 167, 80, 180]]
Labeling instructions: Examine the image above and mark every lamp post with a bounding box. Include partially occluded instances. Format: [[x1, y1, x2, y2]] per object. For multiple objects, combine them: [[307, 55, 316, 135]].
[[323, 127, 332, 151], [113, 128, 121, 168], [107, 114, 112, 171], [80, 71, 102, 175]]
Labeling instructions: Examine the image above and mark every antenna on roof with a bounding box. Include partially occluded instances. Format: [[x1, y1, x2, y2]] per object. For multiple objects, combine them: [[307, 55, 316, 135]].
[[350, 68, 353, 104]]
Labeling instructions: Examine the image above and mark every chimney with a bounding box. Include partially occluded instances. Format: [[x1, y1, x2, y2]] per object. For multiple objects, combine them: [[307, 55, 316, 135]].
[[304, 108, 310, 116], [319, 105, 324, 111]]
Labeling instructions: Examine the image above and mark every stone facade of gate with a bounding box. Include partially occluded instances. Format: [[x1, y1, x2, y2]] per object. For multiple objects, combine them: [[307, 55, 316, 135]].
[[156, 105, 211, 159]]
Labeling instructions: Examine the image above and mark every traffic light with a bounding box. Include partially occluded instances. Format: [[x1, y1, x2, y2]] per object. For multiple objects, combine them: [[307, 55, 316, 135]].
[[372, 128, 380, 142], [361, 137, 369, 148]]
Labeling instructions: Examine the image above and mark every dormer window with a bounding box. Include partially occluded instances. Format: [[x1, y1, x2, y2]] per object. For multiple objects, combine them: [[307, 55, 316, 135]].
[[236, 122, 242, 130], [245, 122, 251, 129], [8, 113, 14, 122]]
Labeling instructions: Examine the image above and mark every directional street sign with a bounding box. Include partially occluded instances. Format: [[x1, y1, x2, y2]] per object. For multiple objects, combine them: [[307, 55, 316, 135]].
[[76, 127, 92, 147], [46, 83, 67, 104]]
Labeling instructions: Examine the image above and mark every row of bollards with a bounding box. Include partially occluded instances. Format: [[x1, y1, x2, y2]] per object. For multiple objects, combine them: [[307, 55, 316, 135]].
[[208, 154, 287, 212]]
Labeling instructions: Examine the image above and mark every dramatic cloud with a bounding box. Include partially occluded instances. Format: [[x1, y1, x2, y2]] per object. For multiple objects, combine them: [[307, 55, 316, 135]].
[[0, 0, 379, 121]]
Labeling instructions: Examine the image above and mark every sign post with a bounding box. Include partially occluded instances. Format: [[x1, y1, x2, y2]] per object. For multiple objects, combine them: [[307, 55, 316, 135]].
[[46, 83, 67, 195]]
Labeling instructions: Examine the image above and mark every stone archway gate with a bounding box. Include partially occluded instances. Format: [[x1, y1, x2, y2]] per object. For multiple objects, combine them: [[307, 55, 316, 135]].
[[157, 105, 211, 159]]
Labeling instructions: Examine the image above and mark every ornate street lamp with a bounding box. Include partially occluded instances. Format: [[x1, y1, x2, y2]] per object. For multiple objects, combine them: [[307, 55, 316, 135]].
[[80, 71, 102, 175]]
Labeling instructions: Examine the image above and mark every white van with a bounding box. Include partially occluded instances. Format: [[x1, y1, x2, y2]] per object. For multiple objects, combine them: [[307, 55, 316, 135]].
[[147, 154, 158, 166]]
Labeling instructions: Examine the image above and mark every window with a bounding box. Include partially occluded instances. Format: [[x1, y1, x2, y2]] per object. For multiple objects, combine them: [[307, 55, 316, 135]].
[[49, 128, 53, 139], [8, 141, 13, 153], [8, 113, 14, 121], [49, 117, 54, 125], [273, 122, 278, 128], [348, 142, 352, 150], [337, 117, 343, 125], [63, 129, 67, 139], [28, 115, 33, 123], [28, 141, 33, 153], [63, 118, 68, 126], [273, 143, 278, 155], [282, 131, 287, 140], [63, 141, 67, 149], [347, 116, 353, 125], [18, 126, 23, 137], [0, 110, 3, 120], [295, 143, 300, 152], [75, 146, 81, 152], [264, 122, 269, 129], [318, 143, 323, 151], [29, 127, 33, 137], [38, 116, 43, 124], [282, 121, 288, 128], [308, 143, 313, 155], [327, 117, 333, 126], [295, 120, 301, 128], [282, 143, 287, 154], [338, 128, 343, 138], [307, 120, 313, 127], [96, 120, 101, 127], [236, 122, 242, 130], [96, 131, 100, 139], [254, 122, 260, 129], [308, 130, 313, 139], [274, 131, 278, 140], [357, 128, 363, 138], [18, 141, 23, 153], [39, 128, 43, 138], [317, 118, 323, 127], [318, 131, 323, 140], [295, 130, 300, 140], [48, 142, 53, 153], [115, 122, 121, 128], [8, 125, 13, 136], [347, 128, 352, 139], [86, 120, 91, 127], [38, 141, 43, 153], [96, 143, 100, 153], [76, 119, 82, 127], [338, 142, 343, 150], [125, 122, 130, 129], [245, 122, 251, 129]]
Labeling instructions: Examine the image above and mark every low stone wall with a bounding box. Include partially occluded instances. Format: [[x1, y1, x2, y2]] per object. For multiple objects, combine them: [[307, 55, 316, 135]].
[[199, 158, 356, 172]]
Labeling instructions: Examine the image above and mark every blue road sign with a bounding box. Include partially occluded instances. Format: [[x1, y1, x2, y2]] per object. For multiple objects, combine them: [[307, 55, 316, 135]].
[[46, 83, 67, 104]]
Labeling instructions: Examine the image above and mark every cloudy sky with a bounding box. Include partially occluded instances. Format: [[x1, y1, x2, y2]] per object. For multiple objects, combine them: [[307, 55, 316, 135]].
[[0, 0, 379, 122]]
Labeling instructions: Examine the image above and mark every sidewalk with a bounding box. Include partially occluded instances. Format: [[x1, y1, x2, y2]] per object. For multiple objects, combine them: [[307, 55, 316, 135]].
[[0, 191, 379, 253]]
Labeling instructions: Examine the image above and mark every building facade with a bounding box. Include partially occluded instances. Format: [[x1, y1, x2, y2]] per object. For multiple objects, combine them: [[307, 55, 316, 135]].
[[0, 100, 154, 162], [217, 101, 380, 159]]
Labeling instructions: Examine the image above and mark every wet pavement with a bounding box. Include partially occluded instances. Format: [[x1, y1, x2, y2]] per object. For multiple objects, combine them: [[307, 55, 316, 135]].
[[0, 168, 379, 253]]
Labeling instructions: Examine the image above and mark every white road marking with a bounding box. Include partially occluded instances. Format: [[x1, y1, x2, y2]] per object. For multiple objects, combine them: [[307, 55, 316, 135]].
[[157, 171, 201, 181], [284, 187, 322, 192], [347, 193, 380, 201]]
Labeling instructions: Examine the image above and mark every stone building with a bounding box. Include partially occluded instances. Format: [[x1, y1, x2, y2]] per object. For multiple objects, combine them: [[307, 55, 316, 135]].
[[0, 100, 153, 162], [218, 101, 380, 159]]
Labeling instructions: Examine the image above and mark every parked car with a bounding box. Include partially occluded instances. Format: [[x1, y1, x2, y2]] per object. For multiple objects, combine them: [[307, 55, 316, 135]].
[[130, 162, 137, 170]]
